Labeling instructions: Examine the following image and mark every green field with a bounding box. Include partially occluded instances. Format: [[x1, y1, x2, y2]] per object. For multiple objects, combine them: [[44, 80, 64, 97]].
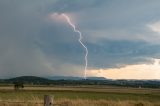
[[0, 85, 160, 106]]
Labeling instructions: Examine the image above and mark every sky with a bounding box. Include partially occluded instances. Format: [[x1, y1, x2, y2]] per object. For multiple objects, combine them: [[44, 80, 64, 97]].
[[0, 0, 160, 79]]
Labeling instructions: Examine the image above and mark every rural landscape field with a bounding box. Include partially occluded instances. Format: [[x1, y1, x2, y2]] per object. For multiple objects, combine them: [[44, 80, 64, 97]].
[[1, 0, 160, 106], [0, 83, 160, 106]]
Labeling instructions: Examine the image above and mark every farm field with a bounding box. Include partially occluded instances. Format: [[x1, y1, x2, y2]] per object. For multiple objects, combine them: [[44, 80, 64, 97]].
[[0, 85, 159, 106]]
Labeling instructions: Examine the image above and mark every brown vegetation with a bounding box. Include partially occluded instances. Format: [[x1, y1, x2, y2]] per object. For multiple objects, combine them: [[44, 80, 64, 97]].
[[0, 86, 159, 106], [0, 99, 160, 106]]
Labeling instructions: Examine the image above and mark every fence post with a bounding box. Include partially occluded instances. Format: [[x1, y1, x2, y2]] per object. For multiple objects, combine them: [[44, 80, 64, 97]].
[[44, 95, 53, 106]]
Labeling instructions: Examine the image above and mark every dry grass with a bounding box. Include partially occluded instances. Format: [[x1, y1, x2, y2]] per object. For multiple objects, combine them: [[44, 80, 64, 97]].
[[0, 98, 160, 106], [1, 86, 160, 94], [0, 86, 159, 106], [55, 99, 160, 106]]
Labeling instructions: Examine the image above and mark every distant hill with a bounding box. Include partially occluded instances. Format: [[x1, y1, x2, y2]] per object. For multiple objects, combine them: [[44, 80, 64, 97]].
[[46, 76, 106, 80], [87, 77, 107, 80], [46, 76, 82, 80], [5, 76, 51, 84], [0, 76, 159, 88], [7, 76, 49, 81]]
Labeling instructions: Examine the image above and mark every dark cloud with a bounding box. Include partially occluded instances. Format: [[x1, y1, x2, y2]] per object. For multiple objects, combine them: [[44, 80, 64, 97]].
[[87, 40, 160, 69], [48, 0, 107, 13], [42, 39, 160, 69], [0, 0, 56, 78], [0, 0, 87, 78], [0, 0, 160, 78]]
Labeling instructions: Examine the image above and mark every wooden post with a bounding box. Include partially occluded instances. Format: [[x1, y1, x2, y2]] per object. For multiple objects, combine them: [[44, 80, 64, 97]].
[[44, 95, 53, 106]]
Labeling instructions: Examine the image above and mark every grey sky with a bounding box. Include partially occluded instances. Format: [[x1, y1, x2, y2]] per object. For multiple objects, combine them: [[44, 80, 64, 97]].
[[0, 0, 160, 78]]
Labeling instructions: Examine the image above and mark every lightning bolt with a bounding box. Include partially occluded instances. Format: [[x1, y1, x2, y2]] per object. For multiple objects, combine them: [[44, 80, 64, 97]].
[[61, 13, 88, 79]]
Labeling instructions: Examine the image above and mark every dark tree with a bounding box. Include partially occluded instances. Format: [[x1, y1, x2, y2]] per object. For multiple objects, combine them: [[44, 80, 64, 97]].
[[14, 82, 24, 90]]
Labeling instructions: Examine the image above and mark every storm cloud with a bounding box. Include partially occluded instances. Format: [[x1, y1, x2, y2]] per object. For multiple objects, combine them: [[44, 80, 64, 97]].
[[0, 0, 160, 78]]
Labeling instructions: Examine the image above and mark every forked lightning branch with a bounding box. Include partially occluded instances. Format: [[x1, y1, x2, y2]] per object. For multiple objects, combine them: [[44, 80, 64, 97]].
[[61, 14, 88, 79]]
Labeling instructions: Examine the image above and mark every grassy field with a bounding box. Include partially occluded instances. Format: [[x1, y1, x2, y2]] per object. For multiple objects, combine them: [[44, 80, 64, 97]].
[[0, 85, 159, 106]]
